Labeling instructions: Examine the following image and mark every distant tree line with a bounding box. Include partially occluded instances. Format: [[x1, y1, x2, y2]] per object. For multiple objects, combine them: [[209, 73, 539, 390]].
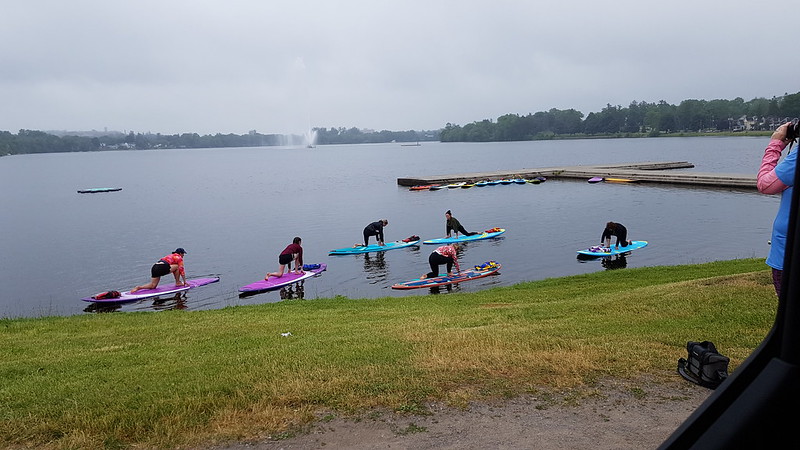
[[440, 92, 800, 142], [2, 92, 798, 156], [314, 127, 436, 145], [0, 127, 438, 156]]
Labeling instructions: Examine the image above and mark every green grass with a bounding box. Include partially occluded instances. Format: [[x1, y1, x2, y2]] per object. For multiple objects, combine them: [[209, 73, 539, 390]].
[[0, 258, 777, 449]]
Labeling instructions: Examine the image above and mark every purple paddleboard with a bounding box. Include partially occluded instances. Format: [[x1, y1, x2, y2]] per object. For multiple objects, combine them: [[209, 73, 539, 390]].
[[239, 264, 327, 293], [81, 277, 220, 303]]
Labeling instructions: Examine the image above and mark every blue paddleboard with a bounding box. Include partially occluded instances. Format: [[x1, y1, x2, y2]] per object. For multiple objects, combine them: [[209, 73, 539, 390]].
[[423, 228, 505, 245], [576, 240, 648, 257], [329, 239, 420, 255], [391, 262, 502, 289]]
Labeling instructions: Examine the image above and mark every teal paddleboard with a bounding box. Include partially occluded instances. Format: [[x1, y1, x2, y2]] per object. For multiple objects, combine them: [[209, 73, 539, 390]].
[[329, 239, 420, 255], [423, 228, 505, 245]]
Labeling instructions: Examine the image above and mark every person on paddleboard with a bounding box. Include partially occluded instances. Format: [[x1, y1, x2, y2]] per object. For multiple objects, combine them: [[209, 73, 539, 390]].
[[131, 248, 187, 293], [445, 210, 478, 238], [265, 237, 304, 280], [601, 222, 632, 250], [420, 243, 461, 279], [363, 219, 388, 246]]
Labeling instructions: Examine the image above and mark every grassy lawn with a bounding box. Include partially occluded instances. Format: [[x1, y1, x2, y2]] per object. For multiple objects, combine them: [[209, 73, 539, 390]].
[[0, 258, 776, 449]]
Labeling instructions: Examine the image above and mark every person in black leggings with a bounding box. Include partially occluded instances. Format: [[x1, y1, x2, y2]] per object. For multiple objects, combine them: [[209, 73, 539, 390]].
[[445, 210, 477, 238], [363, 219, 388, 246], [601, 222, 632, 249]]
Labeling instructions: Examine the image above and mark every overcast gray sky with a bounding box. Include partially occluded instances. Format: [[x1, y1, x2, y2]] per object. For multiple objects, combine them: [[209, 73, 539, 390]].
[[1, 1, 796, 136]]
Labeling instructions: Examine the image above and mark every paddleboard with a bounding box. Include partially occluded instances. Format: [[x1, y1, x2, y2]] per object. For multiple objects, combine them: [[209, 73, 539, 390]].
[[329, 239, 420, 255], [445, 182, 466, 188], [78, 187, 122, 194], [576, 240, 648, 257], [588, 177, 604, 183], [423, 228, 506, 244], [81, 277, 220, 303], [605, 178, 636, 183], [239, 264, 327, 293], [409, 184, 437, 191], [391, 262, 502, 290]]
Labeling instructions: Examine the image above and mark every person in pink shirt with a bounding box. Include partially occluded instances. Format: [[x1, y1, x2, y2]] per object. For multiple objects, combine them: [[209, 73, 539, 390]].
[[757, 122, 798, 296], [265, 237, 304, 280], [421, 243, 461, 279], [131, 248, 187, 293]]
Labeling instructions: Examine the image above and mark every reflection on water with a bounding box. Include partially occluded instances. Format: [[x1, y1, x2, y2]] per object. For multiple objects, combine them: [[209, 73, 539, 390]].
[[280, 282, 305, 300], [601, 254, 628, 270], [362, 252, 388, 284], [576, 253, 629, 270], [151, 292, 188, 310], [83, 301, 125, 314], [429, 284, 454, 295]]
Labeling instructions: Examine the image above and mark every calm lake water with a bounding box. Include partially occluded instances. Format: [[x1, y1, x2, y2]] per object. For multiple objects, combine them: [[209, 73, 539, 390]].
[[0, 137, 779, 319]]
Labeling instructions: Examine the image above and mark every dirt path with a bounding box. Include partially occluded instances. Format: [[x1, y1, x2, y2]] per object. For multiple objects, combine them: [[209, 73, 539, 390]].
[[207, 378, 711, 450]]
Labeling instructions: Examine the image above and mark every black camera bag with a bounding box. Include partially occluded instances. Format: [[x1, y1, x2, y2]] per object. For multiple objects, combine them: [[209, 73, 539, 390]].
[[677, 340, 730, 389]]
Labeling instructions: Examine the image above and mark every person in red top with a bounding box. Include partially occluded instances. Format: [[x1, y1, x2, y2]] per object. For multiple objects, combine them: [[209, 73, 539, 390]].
[[421, 243, 460, 279], [131, 248, 187, 293], [265, 237, 304, 280]]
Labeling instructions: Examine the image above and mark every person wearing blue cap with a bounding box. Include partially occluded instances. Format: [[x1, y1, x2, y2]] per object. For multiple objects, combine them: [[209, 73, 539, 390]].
[[131, 248, 187, 293]]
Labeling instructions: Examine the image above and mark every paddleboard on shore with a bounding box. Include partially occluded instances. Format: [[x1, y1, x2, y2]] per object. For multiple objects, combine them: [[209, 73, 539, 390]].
[[577, 240, 648, 257], [239, 264, 327, 293], [81, 277, 220, 303], [391, 262, 501, 289], [423, 228, 505, 244], [588, 177, 604, 183], [329, 239, 420, 255]]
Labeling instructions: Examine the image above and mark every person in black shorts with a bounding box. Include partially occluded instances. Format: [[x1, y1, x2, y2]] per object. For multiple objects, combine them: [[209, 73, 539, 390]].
[[131, 248, 187, 293], [265, 237, 304, 280]]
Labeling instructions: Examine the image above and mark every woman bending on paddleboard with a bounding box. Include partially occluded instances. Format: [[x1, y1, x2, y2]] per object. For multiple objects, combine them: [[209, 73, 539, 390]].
[[445, 210, 477, 238], [265, 237, 304, 280], [601, 222, 632, 250], [421, 243, 460, 279], [363, 219, 388, 246], [131, 248, 187, 293]]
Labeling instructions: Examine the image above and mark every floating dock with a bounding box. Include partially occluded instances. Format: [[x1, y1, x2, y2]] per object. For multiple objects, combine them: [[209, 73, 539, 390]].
[[397, 161, 757, 189]]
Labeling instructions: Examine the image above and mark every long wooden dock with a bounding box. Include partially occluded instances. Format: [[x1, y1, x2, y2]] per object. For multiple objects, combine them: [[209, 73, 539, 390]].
[[397, 161, 757, 189]]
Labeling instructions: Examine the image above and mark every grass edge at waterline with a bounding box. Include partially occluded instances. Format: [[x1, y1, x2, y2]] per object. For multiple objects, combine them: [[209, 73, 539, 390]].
[[0, 258, 776, 449]]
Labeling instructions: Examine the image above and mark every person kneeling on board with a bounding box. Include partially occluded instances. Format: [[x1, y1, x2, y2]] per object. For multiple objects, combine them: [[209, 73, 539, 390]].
[[421, 243, 461, 279], [131, 248, 187, 293], [265, 237, 304, 280], [601, 222, 632, 250], [445, 210, 478, 238]]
